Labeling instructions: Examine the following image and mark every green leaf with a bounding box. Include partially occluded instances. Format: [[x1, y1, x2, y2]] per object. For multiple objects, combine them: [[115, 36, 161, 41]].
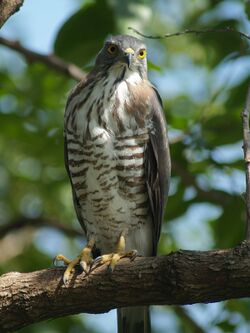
[[226, 299, 250, 320], [244, 0, 250, 20], [203, 113, 242, 146], [147, 60, 161, 72], [193, 20, 248, 66], [210, 196, 245, 248], [226, 78, 250, 110], [54, 0, 116, 67], [216, 320, 236, 332]]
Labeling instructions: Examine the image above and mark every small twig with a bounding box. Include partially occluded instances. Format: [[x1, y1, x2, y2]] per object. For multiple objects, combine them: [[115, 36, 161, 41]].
[[242, 86, 250, 241], [0, 36, 86, 81], [128, 27, 250, 41]]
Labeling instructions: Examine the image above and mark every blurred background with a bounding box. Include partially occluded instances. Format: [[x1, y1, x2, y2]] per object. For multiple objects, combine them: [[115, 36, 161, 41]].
[[0, 0, 250, 332]]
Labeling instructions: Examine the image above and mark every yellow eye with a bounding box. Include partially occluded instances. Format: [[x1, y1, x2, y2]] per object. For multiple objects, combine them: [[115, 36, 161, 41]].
[[138, 49, 146, 59], [107, 44, 118, 54]]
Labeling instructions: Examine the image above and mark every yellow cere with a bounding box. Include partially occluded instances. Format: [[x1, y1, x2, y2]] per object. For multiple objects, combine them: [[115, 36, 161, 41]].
[[124, 47, 134, 54]]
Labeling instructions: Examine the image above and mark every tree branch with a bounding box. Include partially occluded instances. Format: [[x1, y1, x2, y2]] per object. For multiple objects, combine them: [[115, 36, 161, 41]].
[[1, 242, 250, 332], [128, 27, 250, 41], [0, 0, 24, 28], [0, 36, 86, 81], [242, 85, 250, 240], [0, 216, 83, 239]]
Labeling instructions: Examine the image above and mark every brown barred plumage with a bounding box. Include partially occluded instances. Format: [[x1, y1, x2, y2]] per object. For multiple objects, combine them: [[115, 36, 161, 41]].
[[64, 35, 171, 333]]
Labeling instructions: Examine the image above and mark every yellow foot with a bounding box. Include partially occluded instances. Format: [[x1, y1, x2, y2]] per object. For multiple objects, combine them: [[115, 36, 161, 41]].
[[94, 233, 137, 271], [94, 249, 137, 271], [54, 239, 94, 285]]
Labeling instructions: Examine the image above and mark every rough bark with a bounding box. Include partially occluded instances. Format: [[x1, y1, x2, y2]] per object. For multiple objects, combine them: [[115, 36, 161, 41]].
[[0, 0, 24, 28], [1, 242, 250, 332]]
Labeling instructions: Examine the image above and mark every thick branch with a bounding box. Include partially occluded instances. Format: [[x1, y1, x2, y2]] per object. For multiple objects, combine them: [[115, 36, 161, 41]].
[[129, 27, 250, 41], [0, 36, 86, 81], [0, 0, 24, 28], [1, 242, 250, 332], [242, 86, 250, 240]]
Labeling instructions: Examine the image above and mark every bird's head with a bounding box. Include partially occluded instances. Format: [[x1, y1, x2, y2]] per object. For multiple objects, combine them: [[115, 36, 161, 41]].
[[95, 34, 147, 79]]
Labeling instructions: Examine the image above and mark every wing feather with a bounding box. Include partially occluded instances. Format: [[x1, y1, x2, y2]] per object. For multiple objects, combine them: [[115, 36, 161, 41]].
[[145, 87, 171, 255], [64, 138, 87, 234], [64, 79, 89, 235]]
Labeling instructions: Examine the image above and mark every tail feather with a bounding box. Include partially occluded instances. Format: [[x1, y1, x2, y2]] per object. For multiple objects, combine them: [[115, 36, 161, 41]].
[[117, 306, 151, 333]]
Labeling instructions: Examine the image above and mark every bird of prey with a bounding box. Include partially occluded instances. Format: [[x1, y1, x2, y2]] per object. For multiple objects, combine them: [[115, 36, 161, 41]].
[[55, 34, 171, 333]]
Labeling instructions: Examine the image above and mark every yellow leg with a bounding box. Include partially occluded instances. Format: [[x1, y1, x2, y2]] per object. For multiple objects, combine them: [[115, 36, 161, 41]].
[[54, 238, 95, 285], [94, 234, 137, 272]]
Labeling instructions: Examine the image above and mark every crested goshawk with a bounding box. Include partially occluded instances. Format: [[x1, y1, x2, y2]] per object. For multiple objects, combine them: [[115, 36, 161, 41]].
[[56, 34, 171, 333]]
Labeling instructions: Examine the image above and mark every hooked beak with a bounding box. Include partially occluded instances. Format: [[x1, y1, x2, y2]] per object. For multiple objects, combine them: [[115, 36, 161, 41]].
[[121, 47, 134, 68]]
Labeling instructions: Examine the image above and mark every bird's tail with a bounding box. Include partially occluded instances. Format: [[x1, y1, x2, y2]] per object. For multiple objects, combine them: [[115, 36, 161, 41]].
[[117, 306, 151, 333]]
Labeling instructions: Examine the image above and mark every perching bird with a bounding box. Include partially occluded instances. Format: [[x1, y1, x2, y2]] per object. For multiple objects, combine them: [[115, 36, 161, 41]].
[[56, 34, 171, 333]]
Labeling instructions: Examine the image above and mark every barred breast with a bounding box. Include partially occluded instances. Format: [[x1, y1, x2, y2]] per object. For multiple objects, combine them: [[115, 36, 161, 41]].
[[65, 70, 154, 255]]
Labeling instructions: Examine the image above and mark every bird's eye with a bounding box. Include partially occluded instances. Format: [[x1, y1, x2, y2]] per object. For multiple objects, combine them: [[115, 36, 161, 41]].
[[107, 44, 118, 55], [138, 49, 146, 59]]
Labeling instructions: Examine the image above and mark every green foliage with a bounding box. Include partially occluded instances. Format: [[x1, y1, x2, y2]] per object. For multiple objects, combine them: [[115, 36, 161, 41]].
[[54, 0, 116, 67], [18, 315, 94, 333], [1, 0, 250, 332]]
